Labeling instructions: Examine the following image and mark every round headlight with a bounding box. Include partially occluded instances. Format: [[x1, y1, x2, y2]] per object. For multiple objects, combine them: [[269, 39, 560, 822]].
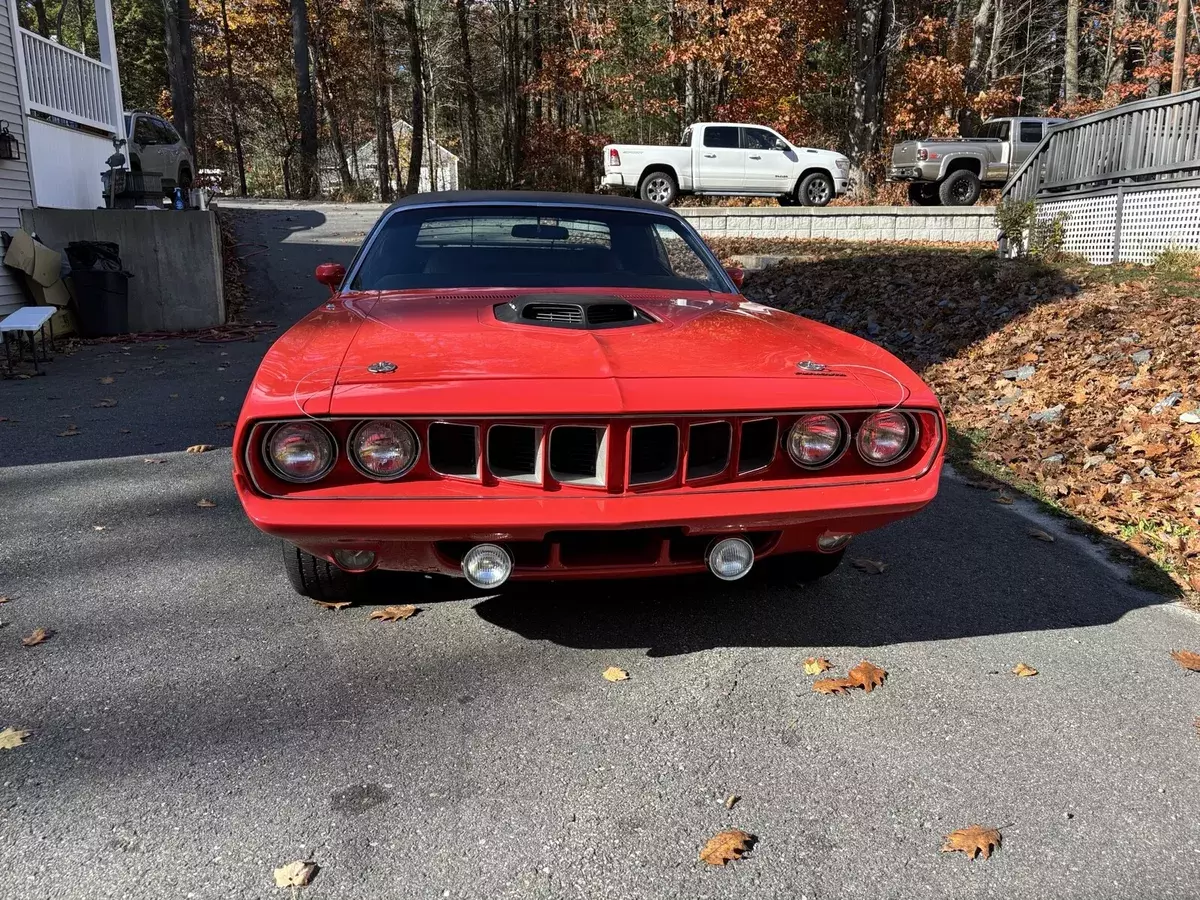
[[857, 412, 913, 465], [349, 419, 419, 479], [786, 414, 845, 468], [264, 422, 336, 483]]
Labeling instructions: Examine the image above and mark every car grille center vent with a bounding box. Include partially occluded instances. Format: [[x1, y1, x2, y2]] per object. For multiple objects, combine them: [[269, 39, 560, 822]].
[[629, 424, 678, 485], [494, 294, 653, 330], [549, 426, 607, 486]]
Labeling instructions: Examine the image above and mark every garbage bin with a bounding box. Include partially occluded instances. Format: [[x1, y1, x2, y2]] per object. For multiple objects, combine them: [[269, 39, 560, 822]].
[[66, 240, 131, 337]]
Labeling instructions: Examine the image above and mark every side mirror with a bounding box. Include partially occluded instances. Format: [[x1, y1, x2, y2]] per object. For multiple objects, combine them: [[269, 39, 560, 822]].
[[724, 266, 745, 290], [774, 139, 789, 151], [314, 262, 345, 293]]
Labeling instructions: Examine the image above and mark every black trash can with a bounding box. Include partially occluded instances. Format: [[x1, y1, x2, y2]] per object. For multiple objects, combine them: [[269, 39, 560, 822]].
[[71, 270, 130, 337], [65, 240, 130, 337]]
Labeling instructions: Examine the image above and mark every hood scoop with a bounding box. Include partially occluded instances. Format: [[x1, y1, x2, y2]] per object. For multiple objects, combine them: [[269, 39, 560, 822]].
[[493, 294, 654, 330]]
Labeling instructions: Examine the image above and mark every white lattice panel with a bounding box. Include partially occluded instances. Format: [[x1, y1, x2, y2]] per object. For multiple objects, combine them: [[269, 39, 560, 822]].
[[1118, 187, 1200, 264], [1039, 195, 1118, 263]]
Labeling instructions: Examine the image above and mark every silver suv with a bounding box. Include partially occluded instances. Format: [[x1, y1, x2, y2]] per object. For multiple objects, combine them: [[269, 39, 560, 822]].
[[124, 110, 194, 196]]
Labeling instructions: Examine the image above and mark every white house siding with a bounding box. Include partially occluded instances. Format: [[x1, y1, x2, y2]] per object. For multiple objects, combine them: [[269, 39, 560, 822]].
[[0, 0, 34, 316]]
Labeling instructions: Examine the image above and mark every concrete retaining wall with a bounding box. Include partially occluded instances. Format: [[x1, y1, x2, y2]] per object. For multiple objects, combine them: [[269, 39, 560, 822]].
[[20, 208, 224, 332], [676, 206, 996, 243]]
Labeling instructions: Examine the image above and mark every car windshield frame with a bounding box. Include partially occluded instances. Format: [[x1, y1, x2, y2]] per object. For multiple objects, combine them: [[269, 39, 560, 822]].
[[343, 201, 737, 295]]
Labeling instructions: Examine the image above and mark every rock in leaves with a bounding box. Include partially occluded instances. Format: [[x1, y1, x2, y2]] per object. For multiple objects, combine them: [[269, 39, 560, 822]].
[[698, 829, 756, 866]]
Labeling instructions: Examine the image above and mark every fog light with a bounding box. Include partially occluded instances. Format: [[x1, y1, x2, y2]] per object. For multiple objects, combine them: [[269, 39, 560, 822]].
[[461, 543, 513, 589], [817, 533, 851, 552], [707, 537, 755, 581], [333, 548, 376, 571]]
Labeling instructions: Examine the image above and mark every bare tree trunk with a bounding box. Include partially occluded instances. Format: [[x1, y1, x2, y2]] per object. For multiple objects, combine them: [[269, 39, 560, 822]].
[[218, 0, 247, 196], [314, 56, 352, 192], [455, 0, 479, 187], [162, 0, 197, 155], [29, 0, 50, 36], [1106, 0, 1129, 86], [986, 0, 1005, 80], [404, 0, 424, 196], [290, 0, 319, 198], [1172, 0, 1190, 92], [365, 0, 392, 201], [968, 0, 993, 80], [848, 0, 893, 185], [1065, 0, 1079, 101]]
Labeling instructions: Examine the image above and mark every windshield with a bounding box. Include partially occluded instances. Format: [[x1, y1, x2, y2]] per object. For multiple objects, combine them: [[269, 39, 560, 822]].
[[349, 204, 728, 292]]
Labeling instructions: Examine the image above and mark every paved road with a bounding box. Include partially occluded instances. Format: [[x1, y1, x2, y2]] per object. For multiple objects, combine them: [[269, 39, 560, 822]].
[[2, 199, 1199, 899]]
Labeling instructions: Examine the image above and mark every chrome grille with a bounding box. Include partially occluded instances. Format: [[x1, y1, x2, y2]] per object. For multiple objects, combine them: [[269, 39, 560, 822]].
[[525, 303, 584, 324]]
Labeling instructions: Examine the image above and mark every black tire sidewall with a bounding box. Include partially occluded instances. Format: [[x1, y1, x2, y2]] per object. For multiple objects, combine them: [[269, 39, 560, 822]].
[[938, 171, 981, 206], [799, 173, 834, 207], [639, 172, 677, 205]]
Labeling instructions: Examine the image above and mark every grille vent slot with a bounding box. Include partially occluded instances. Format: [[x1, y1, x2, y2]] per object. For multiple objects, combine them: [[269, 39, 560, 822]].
[[524, 303, 584, 324], [587, 303, 637, 325], [738, 418, 778, 474], [428, 423, 479, 477], [488, 425, 542, 482], [629, 424, 679, 485], [549, 426, 607, 486], [687, 422, 732, 479]]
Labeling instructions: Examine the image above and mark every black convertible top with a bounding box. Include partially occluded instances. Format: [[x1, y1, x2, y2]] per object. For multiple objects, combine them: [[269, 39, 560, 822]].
[[381, 190, 676, 216]]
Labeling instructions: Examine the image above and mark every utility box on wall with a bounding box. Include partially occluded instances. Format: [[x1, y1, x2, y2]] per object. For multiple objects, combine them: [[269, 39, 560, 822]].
[[19, 208, 225, 332]]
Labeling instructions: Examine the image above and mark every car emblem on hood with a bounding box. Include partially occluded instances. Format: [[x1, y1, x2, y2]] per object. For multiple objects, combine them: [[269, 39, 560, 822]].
[[367, 361, 398, 374], [796, 360, 826, 372]]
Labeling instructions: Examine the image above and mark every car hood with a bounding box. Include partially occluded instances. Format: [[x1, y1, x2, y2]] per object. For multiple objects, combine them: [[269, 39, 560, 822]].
[[247, 288, 937, 418]]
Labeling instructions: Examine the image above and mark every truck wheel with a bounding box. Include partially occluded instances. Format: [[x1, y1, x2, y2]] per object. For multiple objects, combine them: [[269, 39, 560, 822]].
[[798, 173, 834, 207], [938, 170, 981, 206], [282, 541, 362, 603], [907, 184, 941, 206], [639, 171, 677, 205]]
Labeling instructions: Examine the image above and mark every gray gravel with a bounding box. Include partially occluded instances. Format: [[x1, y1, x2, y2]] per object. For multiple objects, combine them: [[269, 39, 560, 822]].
[[2, 199, 1199, 900]]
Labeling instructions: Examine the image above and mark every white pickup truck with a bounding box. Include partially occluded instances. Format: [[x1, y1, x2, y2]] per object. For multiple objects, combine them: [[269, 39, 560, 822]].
[[602, 123, 850, 207]]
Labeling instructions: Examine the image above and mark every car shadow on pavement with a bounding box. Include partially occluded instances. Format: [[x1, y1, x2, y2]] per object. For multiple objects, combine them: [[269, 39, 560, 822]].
[[465, 474, 1181, 656]]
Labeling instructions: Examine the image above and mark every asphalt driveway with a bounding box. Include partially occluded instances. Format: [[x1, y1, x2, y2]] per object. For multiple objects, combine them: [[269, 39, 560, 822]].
[[1, 199, 1198, 900]]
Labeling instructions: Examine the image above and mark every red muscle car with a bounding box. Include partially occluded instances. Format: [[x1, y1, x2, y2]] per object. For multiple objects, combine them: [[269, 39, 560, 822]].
[[233, 191, 944, 602]]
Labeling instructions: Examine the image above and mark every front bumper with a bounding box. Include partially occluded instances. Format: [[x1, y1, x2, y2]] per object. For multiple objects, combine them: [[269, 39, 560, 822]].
[[238, 466, 940, 579]]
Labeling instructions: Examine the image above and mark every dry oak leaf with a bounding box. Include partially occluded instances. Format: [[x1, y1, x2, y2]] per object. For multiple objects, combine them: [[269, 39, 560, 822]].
[[98, 376, 115, 384], [813, 677, 857, 695], [1028, 529, 1056, 543], [848, 660, 887, 693], [313, 600, 351, 611], [1169, 650, 1200, 672], [993, 493, 1014, 505], [803, 657, 833, 675], [725, 794, 740, 810], [186, 444, 215, 454], [196, 499, 217, 508], [0, 596, 13, 604], [851, 558, 888, 574], [1012, 662, 1038, 677], [368, 604, 417, 622], [94, 398, 117, 408], [0, 726, 31, 750], [698, 829, 756, 866], [273, 859, 319, 888], [602, 666, 630, 682], [58, 426, 80, 437], [21, 627, 52, 647], [941, 824, 1002, 860]]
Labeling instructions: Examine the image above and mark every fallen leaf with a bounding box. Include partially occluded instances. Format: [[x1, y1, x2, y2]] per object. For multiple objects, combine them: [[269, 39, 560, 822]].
[[215, 421, 235, 429], [273, 860, 319, 888], [941, 824, 1002, 860], [1012, 662, 1038, 677], [813, 677, 856, 695], [21, 627, 52, 647], [1028, 528, 1056, 543], [848, 660, 887, 693], [993, 493, 1014, 505], [368, 604, 418, 622], [313, 600, 351, 610], [155, 344, 168, 351], [1169, 649, 1200, 672], [803, 657, 832, 675], [169, 393, 179, 399], [725, 794, 740, 810], [93, 525, 106, 531], [94, 398, 117, 408], [602, 666, 629, 682], [196, 499, 217, 508], [851, 558, 888, 574], [0, 726, 30, 750], [698, 829, 756, 866], [0, 596, 12, 604], [58, 426, 80, 437], [143, 458, 165, 464], [99, 376, 114, 384], [186, 444, 215, 453], [119, 428, 131, 434]]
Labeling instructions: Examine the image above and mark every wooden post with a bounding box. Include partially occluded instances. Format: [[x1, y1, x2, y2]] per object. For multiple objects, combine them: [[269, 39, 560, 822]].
[[1173, 0, 1190, 93]]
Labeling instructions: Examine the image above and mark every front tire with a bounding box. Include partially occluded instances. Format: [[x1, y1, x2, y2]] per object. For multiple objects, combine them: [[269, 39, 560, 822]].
[[639, 171, 678, 205], [282, 542, 363, 603], [798, 172, 834, 207], [938, 170, 982, 206], [907, 183, 942, 206]]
